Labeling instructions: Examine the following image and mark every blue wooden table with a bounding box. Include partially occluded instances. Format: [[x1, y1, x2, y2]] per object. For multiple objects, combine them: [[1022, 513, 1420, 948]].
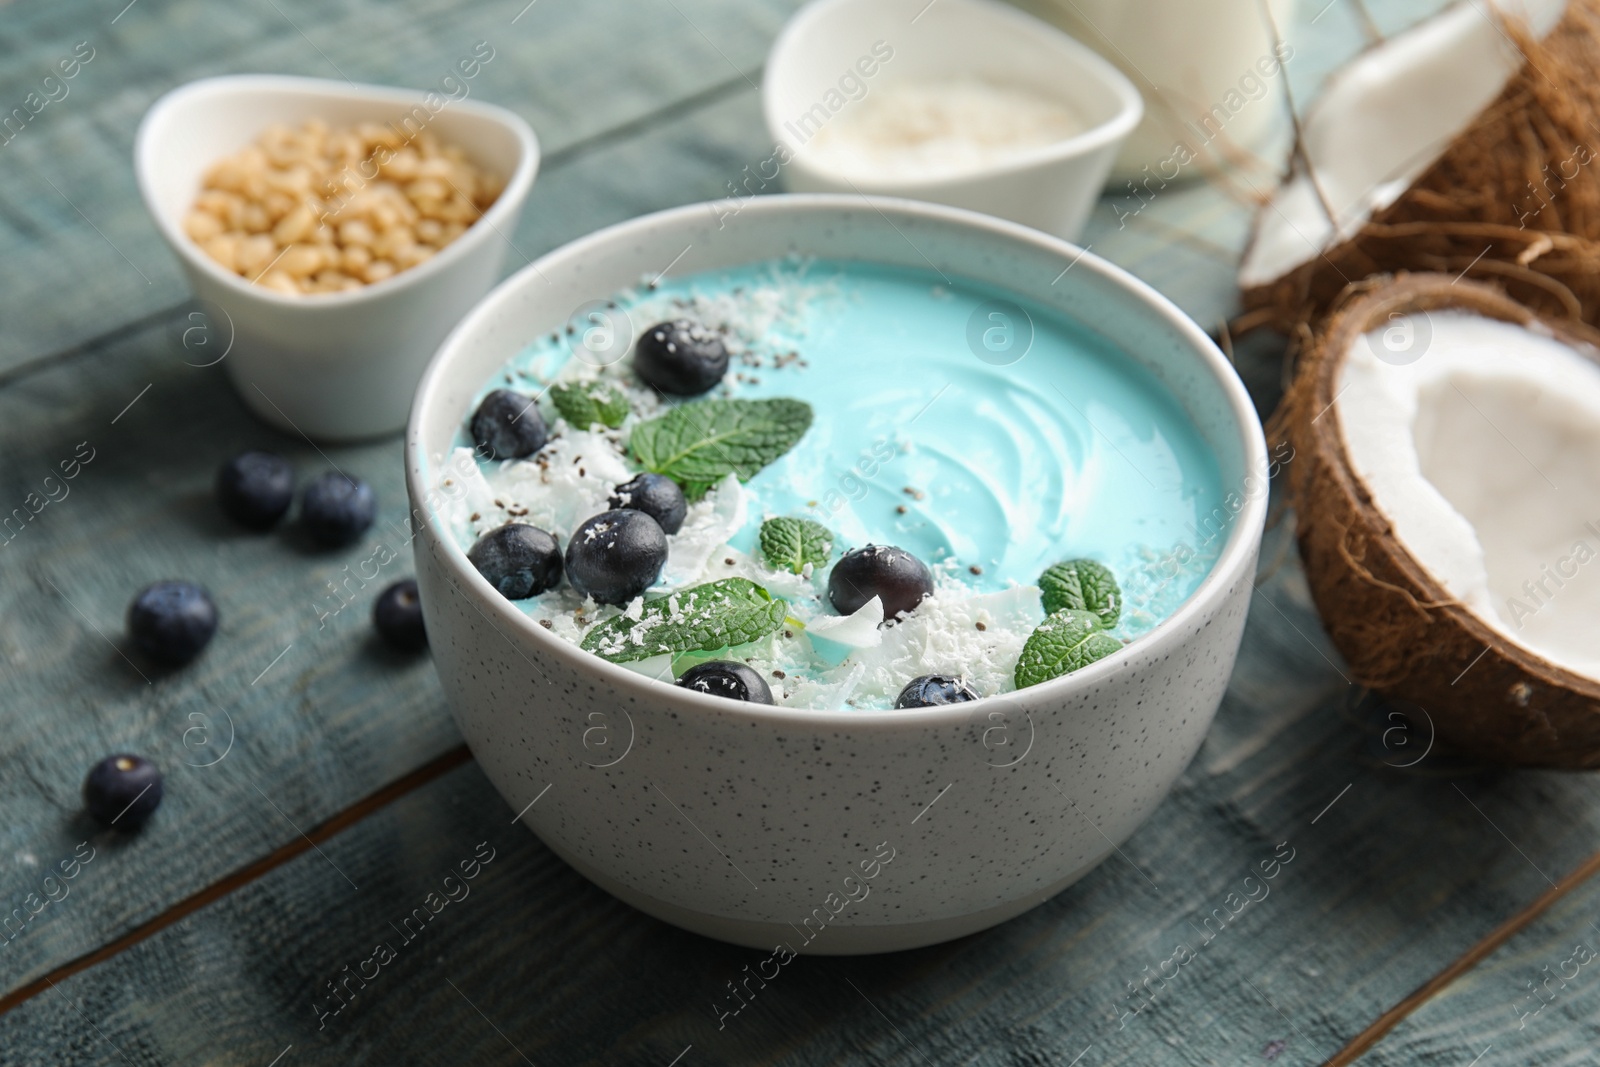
[[5, 1, 1600, 1064]]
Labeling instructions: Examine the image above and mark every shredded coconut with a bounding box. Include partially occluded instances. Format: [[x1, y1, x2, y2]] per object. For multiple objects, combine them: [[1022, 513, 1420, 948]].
[[805, 77, 1084, 182]]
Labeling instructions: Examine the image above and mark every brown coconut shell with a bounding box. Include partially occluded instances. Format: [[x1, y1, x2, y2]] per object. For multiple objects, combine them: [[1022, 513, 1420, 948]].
[[1277, 273, 1600, 767], [1242, 0, 1600, 331]]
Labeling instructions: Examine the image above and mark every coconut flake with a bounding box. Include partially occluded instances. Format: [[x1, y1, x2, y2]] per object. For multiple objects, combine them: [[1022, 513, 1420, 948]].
[[438, 447, 500, 543], [796, 586, 1044, 708], [805, 596, 886, 666], [469, 428, 633, 543], [617, 653, 674, 681], [659, 473, 747, 587]]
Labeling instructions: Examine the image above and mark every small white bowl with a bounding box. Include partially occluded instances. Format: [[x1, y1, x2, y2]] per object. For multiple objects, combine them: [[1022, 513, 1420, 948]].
[[406, 195, 1267, 953], [762, 0, 1142, 240], [136, 74, 539, 442]]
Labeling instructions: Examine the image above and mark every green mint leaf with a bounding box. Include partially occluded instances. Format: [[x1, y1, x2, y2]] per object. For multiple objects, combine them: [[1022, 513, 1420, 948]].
[[579, 578, 788, 663], [1039, 559, 1121, 627], [759, 516, 834, 574], [630, 398, 812, 499], [1014, 609, 1122, 689], [550, 380, 631, 429]]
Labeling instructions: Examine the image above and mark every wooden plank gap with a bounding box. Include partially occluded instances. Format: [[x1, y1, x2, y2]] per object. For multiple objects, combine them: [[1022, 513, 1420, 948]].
[[0, 301, 189, 393], [541, 67, 760, 174], [1323, 841, 1600, 1066], [0, 743, 474, 1017]]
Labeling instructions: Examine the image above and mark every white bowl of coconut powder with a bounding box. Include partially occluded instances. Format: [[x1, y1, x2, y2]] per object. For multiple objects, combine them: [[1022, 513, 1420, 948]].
[[761, 0, 1142, 240]]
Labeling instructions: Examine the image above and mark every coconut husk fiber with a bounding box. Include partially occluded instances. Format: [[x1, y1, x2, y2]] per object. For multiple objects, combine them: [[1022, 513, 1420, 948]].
[[1243, 0, 1600, 331], [1275, 273, 1600, 767]]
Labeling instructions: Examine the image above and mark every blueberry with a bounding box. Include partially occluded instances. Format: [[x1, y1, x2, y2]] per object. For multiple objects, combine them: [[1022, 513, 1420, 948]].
[[127, 580, 217, 664], [609, 473, 687, 535], [83, 754, 163, 831], [470, 389, 548, 460], [301, 472, 376, 547], [633, 319, 729, 396], [216, 450, 293, 530], [895, 675, 979, 709], [468, 523, 563, 600], [676, 661, 774, 703], [373, 578, 427, 652], [564, 509, 668, 605], [828, 544, 934, 621]]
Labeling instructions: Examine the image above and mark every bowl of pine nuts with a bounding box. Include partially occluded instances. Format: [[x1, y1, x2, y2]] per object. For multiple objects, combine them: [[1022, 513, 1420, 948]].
[[136, 74, 539, 441]]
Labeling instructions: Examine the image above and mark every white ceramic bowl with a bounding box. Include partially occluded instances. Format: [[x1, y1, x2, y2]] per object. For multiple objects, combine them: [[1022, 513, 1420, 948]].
[[405, 195, 1266, 953], [761, 0, 1142, 240], [137, 74, 539, 442]]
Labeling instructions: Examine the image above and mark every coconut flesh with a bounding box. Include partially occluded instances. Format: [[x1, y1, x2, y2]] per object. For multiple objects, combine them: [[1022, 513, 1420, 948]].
[[1336, 309, 1600, 678], [1239, 0, 1568, 292]]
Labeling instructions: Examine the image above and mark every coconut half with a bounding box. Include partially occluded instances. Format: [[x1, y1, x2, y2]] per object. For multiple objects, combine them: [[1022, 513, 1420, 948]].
[[1280, 274, 1600, 766], [1239, 0, 1600, 328]]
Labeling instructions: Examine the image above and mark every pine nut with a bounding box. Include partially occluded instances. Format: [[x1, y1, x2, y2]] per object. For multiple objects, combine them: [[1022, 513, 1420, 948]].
[[395, 245, 434, 269], [382, 148, 420, 181], [187, 118, 499, 294], [201, 233, 241, 272], [339, 219, 375, 246], [272, 204, 316, 245], [236, 234, 278, 276], [277, 244, 325, 278], [184, 211, 224, 242], [240, 202, 271, 234], [342, 244, 372, 272], [257, 270, 300, 295]]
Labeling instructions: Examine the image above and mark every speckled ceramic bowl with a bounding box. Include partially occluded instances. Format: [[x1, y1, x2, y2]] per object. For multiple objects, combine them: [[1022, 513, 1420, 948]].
[[405, 195, 1267, 954]]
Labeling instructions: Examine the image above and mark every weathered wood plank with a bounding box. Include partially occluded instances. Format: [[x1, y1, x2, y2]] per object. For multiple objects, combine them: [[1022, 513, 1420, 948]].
[[1330, 814, 1600, 1065], [9, 505, 1600, 1065], [0, 87, 789, 998], [1086, 196, 1252, 331], [0, 0, 797, 373], [8, 2, 1587, 1062], [0, 306, 464, 996]]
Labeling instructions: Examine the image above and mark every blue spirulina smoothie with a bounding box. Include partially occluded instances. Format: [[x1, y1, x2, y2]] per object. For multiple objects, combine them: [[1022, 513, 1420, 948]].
[[440, 257, 1226, 710]]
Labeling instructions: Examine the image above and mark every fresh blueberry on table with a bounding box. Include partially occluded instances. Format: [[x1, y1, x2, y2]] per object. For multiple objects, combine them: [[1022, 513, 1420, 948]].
[[564, 509, 668, 605], [895, 674, 979, 708], [300, 471, 376, 548], [468, 523, 563, 600], [127, 580, 218, 665], [215, 450, 294, 530], [373, 578, 428, 652], [608, 473, 687, 535], [83, 754, 163, 831], [676, 661, 774, 703], [828, 544, 935, 621], [470, 388, 549, 460], [633, 318, 730, 396]]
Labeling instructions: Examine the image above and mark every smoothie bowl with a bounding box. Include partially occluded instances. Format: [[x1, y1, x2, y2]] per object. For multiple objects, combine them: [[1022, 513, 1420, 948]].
[[405, 196, 1267, 953]]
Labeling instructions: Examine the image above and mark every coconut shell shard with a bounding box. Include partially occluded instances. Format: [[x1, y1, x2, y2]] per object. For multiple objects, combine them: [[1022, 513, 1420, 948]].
[[1241, 0, 1600, 329]]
